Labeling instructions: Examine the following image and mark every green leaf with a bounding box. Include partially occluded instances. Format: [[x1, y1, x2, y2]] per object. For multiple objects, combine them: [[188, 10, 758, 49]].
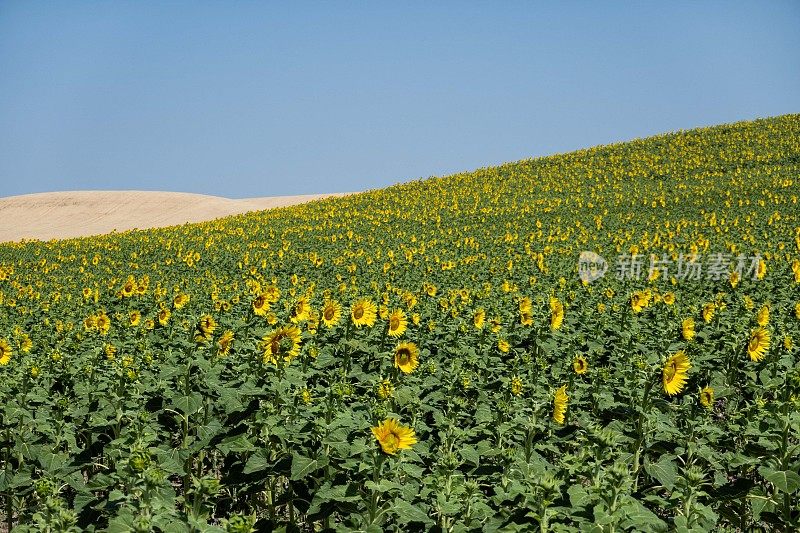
[[290, 452, 320, 480], [392, 499, 434, 525], [759, 467, 800, 493], [644, 454, 678, 491]]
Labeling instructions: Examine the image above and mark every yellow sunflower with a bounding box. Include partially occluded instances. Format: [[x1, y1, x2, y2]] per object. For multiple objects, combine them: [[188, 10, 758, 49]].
[[129, 310, 141, 326], [252, 294, 270, 316], [194, 314, 217, 343], [573, 355, 588, 375], [321, 299, 342, 328], [702, 303, 715, 323], [663, 351, 691, 396], [394, 341, 420, 374], [0, 338, 12, 366], [699, 386, 714, 409], [261, 325, 302, 365], [682, 317, 695, 341], [747, 327, 770, 362], [550, 298, 564, 330], [157, 307, 171, 326], [371, 418, 417, 455], [756, 304, 769, 327], [351, 298, 377, 328], [387, 309, 408, 338], [553, 385, 568, 425], [290, 296, 311, 323], [217, 330, 234, 356], [473, 308, 485, 330]]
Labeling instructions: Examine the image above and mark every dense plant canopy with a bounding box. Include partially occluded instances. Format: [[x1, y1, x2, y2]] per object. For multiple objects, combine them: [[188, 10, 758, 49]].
[[1, 114, 800, 531]]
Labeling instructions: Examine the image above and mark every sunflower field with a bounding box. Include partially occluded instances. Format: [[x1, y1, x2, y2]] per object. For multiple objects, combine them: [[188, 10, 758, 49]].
[[1, 114, 800, 532]]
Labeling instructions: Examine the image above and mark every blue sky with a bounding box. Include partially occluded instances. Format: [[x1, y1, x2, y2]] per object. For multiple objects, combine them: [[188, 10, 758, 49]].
[[1, 1, 798, 198]]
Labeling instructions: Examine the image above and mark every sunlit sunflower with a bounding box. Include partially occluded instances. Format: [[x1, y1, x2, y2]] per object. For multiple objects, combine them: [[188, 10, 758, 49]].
[[261, 325, 302, 365], [573, 355, 588, 375], [394, 341, 419, 374], [129, 310, 141, 327], [663, 351, 691, 396], [0, 339, 12, 366], [351, 298, 377, 328], [217, 330, 234, 356], [497, 338, 510, 353], [387, 309, 408, 337], [95, 312, 111, 334], [321, 299, 342, 328], [747, 327, 770, 362], [473, 308, 485, 330], [631, 292, 646, 313], [682, 317, 695, 341], [252, 294, 270, 316], [756, 259, 766, 280], [756, 304, 769, 327], [158, 307, 171, 326], [663, 292, 675, 305], [699, 386, 714, 409], [173, 293, 190, 310], [550, 298, 564, 330], [553, 385, 568, 425], [194, 314, 217, 343], [371, 418, 417, 455], [729, 271, 740, 288], [702, 303, 715, 323], [290, 296, 311, 323]]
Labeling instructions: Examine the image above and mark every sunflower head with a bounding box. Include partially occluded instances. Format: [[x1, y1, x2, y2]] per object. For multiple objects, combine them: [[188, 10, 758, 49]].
[[321, 299, 342, 327], [351, 298, 377, 328], [261, 325, 302, 365], [394, 341, 420, 374], [371, 418, 417, 455], [573, 355, 588, 375], [663, 351, 691, 396], [747, 327, 770, 362], [553, 385, 569, 425], [699, 386, 714, 409], [387, 309, 408, 337], [682, 317, 695, 341]]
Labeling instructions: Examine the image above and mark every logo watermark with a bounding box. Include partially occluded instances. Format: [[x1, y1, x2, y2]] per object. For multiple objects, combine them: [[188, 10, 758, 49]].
[[578, 252, 763, 283]]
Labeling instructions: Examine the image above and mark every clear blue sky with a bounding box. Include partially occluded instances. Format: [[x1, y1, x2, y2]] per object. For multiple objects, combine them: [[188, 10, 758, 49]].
[[1, 1, 798, 199]]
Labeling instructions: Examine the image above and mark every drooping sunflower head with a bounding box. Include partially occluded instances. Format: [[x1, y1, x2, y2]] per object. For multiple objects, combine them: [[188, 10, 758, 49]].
[[321, 299, 342, 328], [663, 351, 691, 396], [473, 308, 486, 330], [682, 317, 695, 341], [553, 385, 569, 425], [371, 418, 417, 455], [573, 355, 588, 375], [394, 341, 420, 374], [756, 304, 769, 327], [699, 386, 714, 409], [351, 298, 377, 328], [387, 309, 408, 338], [550, 298, 564, 330], [747, 327, 770, 362]]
